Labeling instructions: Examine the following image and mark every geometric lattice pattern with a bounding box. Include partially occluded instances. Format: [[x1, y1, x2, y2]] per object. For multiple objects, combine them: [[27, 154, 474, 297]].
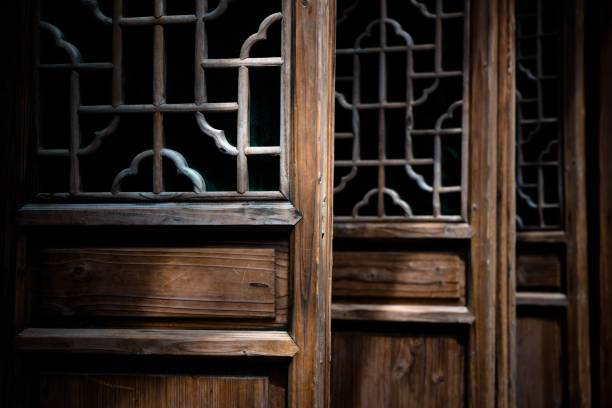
[[37, 0, 288, 200], [515, 0, 564, 229], [333, 0, 467, 221]]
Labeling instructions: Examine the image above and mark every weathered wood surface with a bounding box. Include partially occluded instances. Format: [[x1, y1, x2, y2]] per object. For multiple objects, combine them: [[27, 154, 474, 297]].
[[562, 1, 591, 406], [333, 252, 465, 300], [468, 0, 499, 405], [515, 292, 568, 307], [331, 331, 465, 407], [517, 254, 562, 290], [332, 304, 475, 324], [16, 328, 300, 357], [39, 375, 271, 408], [516, 315, 565, 408], [19, 202, 302, 227], [290, 0, 335, 406], [39, 248, 276, 319], [517, 230, 566, 243], [600, 0, 612, 404], [496, 1, 516, 405], [334, 222, 474, 240]]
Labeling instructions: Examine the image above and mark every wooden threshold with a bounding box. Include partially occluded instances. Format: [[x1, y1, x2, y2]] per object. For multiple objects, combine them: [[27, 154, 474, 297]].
[[516, 292, 569, 307], [18, 202, 302, 227], [334, 222, 475, 239], [16, 328, 300, 357], [331, 304, 475, 324]]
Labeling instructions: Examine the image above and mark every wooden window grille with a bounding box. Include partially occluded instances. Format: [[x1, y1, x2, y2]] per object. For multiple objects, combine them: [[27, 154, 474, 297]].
[[36, 0, 290, 201], [515, 0, 563, 229], [333, 0, 469, 221]]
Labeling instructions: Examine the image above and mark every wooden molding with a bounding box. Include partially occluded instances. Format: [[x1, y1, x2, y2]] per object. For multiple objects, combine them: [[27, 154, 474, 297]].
[[515, 292, 569, 307], [16, 328, 300, 357], [334, 222, 475, 239], [331, 304, 475, 324], [18, 202, 302, 227]]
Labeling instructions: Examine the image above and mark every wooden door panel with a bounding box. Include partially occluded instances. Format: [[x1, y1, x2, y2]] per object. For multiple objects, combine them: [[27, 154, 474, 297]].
[[39, 247, 277, 319], [40, 375, 272, 408], [333, 252, 466, 301], [331, 328, 465, 408], [516, 313, 566, 408]]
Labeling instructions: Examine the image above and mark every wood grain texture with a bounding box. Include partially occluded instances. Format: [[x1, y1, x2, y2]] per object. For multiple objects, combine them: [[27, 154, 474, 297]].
[[39, 374, 270, 408], [290, 0, 335, 406], [18, 202, 302, 227], [334, 222, 475, 240], [515, 292, 568, 307], [468, 0, 499, 405], [516, 315, 565, 408], [39, 248, 276, 319], [16, 328, 299, 357], [599, 0, 612, 404], [333, 252, 465, 300], [517, 254, 562, 290], [331, 331, 465, 408], [332, 304, 475, 324], [562, 1, 591, 406], [495, 2, 516, 406]]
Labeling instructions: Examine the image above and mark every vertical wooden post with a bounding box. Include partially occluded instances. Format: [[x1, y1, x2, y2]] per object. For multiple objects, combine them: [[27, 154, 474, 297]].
[[290, 0, 335, 406], [496, 1, 516, 407], [600, 0, 612, 405], [467, 0, 499, 405]]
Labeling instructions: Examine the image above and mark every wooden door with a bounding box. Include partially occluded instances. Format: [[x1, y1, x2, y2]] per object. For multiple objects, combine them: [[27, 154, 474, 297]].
[[513, 0, 591, 406], [2, 0, 335, 407], [329, 0, 514, 406]]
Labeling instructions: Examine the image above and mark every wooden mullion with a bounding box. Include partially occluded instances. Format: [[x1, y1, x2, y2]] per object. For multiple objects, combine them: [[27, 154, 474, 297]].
[[496, 0, 516, 406], [290, 0, 335, 406], [467, 0, 499, 406]]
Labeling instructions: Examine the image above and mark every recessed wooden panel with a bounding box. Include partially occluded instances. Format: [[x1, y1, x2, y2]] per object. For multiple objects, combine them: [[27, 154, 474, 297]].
[[516, 314, 565, 408], [517, 254, 562, 290], [39, 248, 276, 319], [333, 252, 465, 300], [39, 374, 270, 408], [331, 331, 465, 407]]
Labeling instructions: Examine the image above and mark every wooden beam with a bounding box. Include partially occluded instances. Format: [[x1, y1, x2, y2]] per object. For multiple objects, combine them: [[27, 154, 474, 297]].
[[332, 304, 475, 324], [334, 222, 475, 239], [16, 328, 300, 357], [18, 202, 302, 227]]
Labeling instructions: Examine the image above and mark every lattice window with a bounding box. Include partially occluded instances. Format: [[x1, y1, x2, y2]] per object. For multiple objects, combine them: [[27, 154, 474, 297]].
[[333, 0, 468, 222], [515, 0, 564, 229], [36, 0, 289, 200]]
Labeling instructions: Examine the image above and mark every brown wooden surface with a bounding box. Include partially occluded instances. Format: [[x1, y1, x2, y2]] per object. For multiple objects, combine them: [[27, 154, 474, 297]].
[[496, 1, 516, 406], [331, 331, 465, 408], [332, 304, 475, 324], [516, 314, 565, 408], [515, 292, 568, 307], [334, 223, 474, 240], [599, 0, 612, 405], [562, 1, 591, 406], [517, 254, 562, 290], [333, 252, 465, 300], [467, 0, 499, 405], [39, 374, 271, 408], [290, 0, 335, 406], [39, 248, 276, 319], [16, 328, 299, 357], [19, 202, 302, 227]]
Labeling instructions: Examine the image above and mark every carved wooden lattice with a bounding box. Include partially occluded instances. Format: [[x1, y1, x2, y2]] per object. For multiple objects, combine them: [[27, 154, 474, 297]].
[[515, 0, 563, 229], [36, 0, 289, 200], [333, 0, 468, 221]]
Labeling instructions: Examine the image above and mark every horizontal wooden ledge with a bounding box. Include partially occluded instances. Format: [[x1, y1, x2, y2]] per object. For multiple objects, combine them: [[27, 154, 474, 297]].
[[517, 230, 567, 243], [18, 202, 302, 227], [334, 222, 475, 239], [331, 304, 475, 324], [516, 292, 568, 307], [16, 328, 300, 357]]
